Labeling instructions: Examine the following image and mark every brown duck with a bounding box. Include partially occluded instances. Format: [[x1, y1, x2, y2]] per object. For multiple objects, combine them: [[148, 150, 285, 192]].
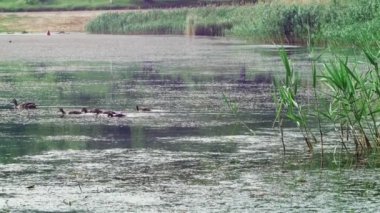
[[12, 99, 37, 109], [107, 112, 125, 118], [136, 105, 151, 112], [82, 107, 122, 117], [81, 108, 102, 114], [59, 108, 82, 115]]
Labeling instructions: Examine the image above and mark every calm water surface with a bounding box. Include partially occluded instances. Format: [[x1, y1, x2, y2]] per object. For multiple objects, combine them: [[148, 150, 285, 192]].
[[0, 33, 378, 212]]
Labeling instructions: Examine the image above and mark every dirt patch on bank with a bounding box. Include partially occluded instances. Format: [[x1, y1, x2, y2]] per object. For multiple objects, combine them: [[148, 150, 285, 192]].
[[0, 10, 129, 33]]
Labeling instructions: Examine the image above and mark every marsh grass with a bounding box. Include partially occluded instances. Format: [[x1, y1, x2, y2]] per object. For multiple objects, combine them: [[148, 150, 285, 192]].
[[0, 0, 256, 12], [87, 1, 380, 45], [86, 10, 187, 35], [86, 6, 235, 36], [274, 48, 380, 163], [273, 51, 316, 152]]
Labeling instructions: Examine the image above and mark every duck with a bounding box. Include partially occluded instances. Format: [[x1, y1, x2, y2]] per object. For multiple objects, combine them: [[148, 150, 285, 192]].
[[107, 112, 125, 118], [59, 108, 82, 115], [90, 108, 102, 113], [81, 108, 108, 117], [12, 99, 37, 109], [81, 107, 125, 117], [91, 108, 116, 116], [136, 105, 151, 112], [81, 108, 89, 113], [81, 107, 102, 114], [102, 110, 116, 115]]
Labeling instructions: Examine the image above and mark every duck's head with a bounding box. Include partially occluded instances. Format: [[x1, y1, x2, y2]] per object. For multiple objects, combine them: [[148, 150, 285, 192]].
[[11, 99, 17, 105], [81, 108, 88, 113], [59, 108, 65, 114]]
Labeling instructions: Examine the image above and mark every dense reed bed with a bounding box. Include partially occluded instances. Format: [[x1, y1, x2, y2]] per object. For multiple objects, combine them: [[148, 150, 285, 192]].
[[86, 0, 380, 46], [273, 47, 380, 164], [86, 7, 235, 36]]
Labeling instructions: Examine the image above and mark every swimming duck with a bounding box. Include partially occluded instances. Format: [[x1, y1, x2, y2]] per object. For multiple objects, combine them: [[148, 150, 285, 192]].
[[12, 99, 37, 109], [81, 108, 89, 113], [81, 108, 104, 116], [107, 112, 125, 118], [83, 108, 117, 117], [81, 107, 101, 114], [87, 108, 104, 114], [90, 108, 102, 113], [59, 108, 82, 115], [88, 108, 116, 117], [102, 110, 116, 115], [136, 105, 151, 112]]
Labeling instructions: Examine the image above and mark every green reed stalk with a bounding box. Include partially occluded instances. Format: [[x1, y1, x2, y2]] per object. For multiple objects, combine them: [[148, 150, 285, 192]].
[[274, 50, 317, 151], [321, 58, 374, 155], [312, 62, 325, 167], [363, 48, 380, 142], [275, 47, 380, 162], [272, 85, 286, 155], [222, 93, 255, 135]]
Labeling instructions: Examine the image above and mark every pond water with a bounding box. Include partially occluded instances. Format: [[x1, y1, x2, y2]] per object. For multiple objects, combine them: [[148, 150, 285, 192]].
[[0, 33, 379, 212]]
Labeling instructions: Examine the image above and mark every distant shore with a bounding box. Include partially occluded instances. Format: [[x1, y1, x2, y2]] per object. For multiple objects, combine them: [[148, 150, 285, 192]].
[[0, 10, 131, 33]]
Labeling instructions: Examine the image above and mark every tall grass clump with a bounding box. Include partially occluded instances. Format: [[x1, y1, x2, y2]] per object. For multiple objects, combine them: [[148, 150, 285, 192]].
[[86, 6, 235, 36], [320, 0, 380, 47], [230, 3, 325, 44], [274, 48, 380, 162], [273, 51, 316, 152], [86, 10, 188, 35], [87, 3, 327, 44], [85, 0, 380, 46]]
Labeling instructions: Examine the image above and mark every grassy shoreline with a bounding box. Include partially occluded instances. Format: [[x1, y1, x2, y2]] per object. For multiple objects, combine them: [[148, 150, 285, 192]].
[[86, 1, 380, 46], [3, 0, 379, 47], [0, 0, 256, 12]]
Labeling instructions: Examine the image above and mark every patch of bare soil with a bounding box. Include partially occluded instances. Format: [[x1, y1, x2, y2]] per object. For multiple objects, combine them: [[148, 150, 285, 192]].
[[0, 10, 127, 33]]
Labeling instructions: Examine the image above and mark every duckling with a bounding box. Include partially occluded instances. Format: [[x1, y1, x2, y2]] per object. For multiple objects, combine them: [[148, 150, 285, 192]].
[[136, 105, 151, 112], [82, 108, 103, 114], [90, 108, 102, 113], [114, 113, 126, 118], [59, 108, 82, 115], [89, 109, 115, 117], [81, 108, 103, 116], [102, 110, 116, 115], [81, 107, 99, 113], [12, 99, 37, 110], [107, 112, 125, 118]]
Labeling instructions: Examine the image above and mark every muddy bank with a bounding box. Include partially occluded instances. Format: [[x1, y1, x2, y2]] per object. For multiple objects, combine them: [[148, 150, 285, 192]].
[[0, 10, 134, 33]]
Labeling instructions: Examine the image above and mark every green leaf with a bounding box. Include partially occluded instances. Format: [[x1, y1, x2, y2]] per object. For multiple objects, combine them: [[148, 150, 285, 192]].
[[363, 48, 378, 67]]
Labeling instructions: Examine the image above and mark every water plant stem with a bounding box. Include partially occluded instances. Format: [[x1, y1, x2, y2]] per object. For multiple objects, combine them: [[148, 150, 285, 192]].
[[274, 47, 380, 163]]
